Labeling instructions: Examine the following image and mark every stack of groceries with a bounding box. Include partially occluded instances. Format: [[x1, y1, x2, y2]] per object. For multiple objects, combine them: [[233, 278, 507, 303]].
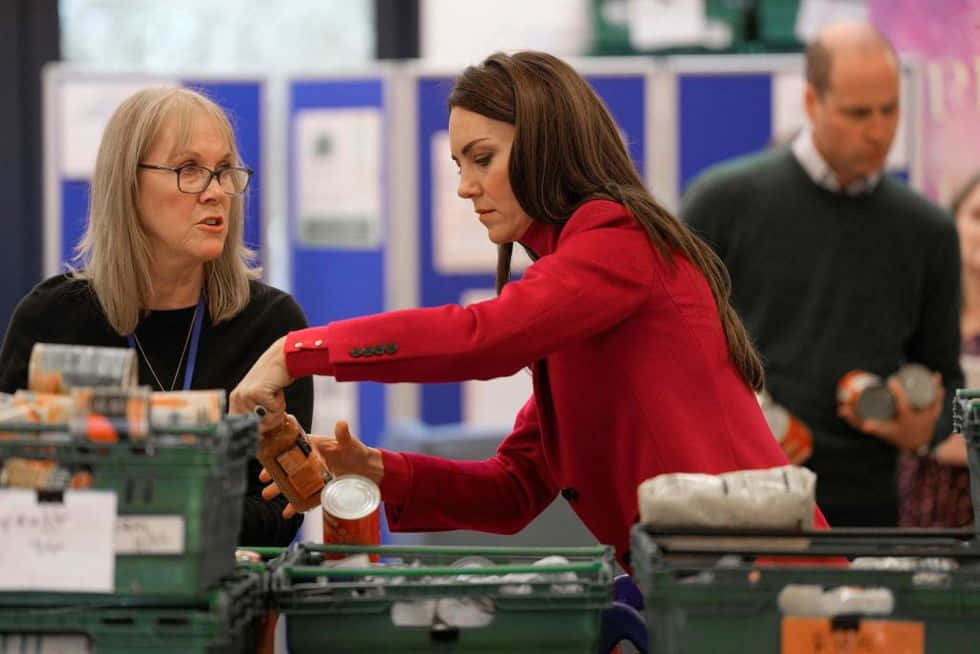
[[0, 342, 226, 492]]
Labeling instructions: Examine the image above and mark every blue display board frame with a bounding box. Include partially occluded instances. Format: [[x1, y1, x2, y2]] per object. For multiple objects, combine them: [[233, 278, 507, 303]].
[[287, 76, 388, 447]]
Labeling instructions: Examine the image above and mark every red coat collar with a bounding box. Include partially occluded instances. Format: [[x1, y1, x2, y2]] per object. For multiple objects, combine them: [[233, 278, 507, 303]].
[[518, 218, 561, 259]]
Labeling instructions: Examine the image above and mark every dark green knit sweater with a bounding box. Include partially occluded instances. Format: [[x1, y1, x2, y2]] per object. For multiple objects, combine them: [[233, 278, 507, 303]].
[[682, 147, 963, 519]]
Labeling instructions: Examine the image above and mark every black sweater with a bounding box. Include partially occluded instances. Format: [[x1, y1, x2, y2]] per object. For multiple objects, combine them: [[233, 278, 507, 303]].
[[0, 274, 313, 546], [682, 147, 963, 515]]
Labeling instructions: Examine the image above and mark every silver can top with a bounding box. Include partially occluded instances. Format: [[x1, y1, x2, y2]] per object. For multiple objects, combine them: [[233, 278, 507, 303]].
[[321, 474, 381, 520]]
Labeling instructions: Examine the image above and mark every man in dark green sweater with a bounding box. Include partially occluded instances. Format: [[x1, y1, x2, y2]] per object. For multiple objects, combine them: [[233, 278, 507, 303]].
[[681, 21, 962, 526]]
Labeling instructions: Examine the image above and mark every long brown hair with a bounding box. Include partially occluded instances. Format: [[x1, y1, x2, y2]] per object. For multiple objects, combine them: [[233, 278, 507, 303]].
[[448, 51, 764, 390]]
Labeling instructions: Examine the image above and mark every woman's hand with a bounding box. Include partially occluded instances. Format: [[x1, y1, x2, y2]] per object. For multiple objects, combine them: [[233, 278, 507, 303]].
[[230, 336, 294, 432], [259, 420, 384, 518]]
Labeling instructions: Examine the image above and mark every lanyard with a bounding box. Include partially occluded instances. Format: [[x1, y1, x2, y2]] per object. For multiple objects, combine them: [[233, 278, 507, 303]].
[[126, 293, 205, 391]]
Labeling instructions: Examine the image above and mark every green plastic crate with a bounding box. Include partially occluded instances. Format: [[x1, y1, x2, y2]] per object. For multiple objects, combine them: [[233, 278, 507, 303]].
[[631, 524, 980, 653], [0, 414, 254, 594], [270, 543, 615, 653], [953, 388, 980, 528], [0, 567, 263, 653]]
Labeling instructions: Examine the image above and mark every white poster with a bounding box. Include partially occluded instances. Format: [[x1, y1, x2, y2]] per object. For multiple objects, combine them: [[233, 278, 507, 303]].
[[0, 489, 116, 592], [60, 77, 176, 179], [295, 107, 382, 248], [459, 289, 534, 427], [431, 131, 531, 274], [628, 0, 707, 50], [311, 375, 359, 437]]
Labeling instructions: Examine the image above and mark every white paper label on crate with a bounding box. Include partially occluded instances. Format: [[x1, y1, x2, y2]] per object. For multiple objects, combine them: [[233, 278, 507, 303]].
[[0, 634, 93, 653], [0, 488, 116, 592], [115, 515, 185, 554]]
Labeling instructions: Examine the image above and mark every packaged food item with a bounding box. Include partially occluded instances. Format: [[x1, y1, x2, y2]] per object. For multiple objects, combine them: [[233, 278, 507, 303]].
[[150, 389, 226, 429], [756, 390, 813, 462], [321, 474, 381, 561], [892, 363, 937, 409], [70, 386, 151, 441], [838, 364, 937, 421], [28, 343, 137, 393], [257, 412, 329, 512], [837, 371, 897, 420], [0, 458, 92, 490]]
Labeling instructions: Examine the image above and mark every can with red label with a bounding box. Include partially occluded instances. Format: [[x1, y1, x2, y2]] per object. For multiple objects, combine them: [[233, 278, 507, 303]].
[[150, 389, 226, 430], [70, 386, 151, 441], [756, 390, 813, 462], [321, 474, 381, 561], [837, 371, 897, 421], [28, 343, 137, 394]]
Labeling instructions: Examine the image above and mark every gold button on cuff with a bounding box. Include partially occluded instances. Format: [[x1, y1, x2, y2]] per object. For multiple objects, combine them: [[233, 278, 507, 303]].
[[294, 342, 303, 349], [314, 339, 323, 347]]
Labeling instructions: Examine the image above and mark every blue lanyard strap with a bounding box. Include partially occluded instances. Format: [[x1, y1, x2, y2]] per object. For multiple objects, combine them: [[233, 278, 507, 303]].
[[182, 293, 205, 390], [126, 293, 206, 391]]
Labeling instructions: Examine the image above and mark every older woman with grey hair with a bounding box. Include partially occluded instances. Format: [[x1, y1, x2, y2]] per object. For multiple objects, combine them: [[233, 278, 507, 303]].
[[0, 86, 312, 546]]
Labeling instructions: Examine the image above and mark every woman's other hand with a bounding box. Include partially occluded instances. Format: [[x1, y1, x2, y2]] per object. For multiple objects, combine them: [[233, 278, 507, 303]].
[[259, 420, 384, 518]]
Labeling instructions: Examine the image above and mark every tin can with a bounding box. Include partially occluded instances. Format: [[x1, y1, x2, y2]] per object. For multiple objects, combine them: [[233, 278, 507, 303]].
[[756, 391, 813, 462], [28, 343, 137, 394], [70, 386, 151, 441], [893, 363, 936, 409], [837, 371, 897, 421], [150, 389, 226, 430], [1, 458, 71, 490], [12, 391, 76, 424], [322, 474, 381, 561], [0, 403, 37, 440]]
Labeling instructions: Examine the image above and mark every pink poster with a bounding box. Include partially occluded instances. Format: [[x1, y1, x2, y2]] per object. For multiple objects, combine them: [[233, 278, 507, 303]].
[[869, 0, 980, 203]]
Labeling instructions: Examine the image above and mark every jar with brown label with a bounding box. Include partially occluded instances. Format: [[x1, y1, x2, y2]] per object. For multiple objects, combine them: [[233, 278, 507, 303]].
[[257, 413, 329, 513]]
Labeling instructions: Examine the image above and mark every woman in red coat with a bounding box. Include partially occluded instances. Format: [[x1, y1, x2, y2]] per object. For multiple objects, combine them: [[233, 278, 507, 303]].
[[233, 51, 817, 570]]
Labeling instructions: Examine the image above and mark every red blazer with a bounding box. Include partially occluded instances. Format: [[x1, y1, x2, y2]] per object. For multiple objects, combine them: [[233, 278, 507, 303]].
[[286, 200, 819, 569]]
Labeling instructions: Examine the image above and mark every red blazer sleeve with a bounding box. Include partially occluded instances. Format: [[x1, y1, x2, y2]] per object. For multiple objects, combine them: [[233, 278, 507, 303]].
[[377, 395, 559, 534], [285, 206, 655, 382]]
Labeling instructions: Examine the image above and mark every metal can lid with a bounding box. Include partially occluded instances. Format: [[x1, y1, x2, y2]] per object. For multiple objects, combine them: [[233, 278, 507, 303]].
[[856, 385, 897, 421], [321, 474, 381, 520]]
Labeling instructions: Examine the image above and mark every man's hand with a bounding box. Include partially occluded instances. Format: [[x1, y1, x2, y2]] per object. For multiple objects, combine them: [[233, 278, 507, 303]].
[[932, 432, 968, 466], [838, 373, 944, 450]]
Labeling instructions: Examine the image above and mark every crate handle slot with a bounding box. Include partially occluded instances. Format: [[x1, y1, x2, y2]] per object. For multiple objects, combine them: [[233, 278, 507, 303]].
[[36, 489, 64, 504], [430, 620, 460, 645]]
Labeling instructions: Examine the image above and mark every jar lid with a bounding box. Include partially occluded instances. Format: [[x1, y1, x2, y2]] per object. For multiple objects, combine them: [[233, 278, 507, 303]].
[[321, 474, 381, 520]]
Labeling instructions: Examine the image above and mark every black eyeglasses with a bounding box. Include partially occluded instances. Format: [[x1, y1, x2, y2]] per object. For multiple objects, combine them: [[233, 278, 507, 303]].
[[138, 163, 253, 195]]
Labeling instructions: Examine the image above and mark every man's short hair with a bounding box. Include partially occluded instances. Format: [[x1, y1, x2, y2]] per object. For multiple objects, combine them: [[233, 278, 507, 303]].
[[805, 25, 898, 97]]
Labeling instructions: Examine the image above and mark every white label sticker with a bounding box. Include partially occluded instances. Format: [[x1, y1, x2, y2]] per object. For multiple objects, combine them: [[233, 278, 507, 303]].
[[114, 515, 185, 554], [0, 489, 116, 592]]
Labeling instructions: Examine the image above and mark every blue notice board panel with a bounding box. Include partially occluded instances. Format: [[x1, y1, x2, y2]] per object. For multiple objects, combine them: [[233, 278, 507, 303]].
[[676, 68, 912, 196], [678, 73, 772, 194], [54, 77, 264, 271], [416, 73, 648, 425], [288, 78, 387, 446]]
